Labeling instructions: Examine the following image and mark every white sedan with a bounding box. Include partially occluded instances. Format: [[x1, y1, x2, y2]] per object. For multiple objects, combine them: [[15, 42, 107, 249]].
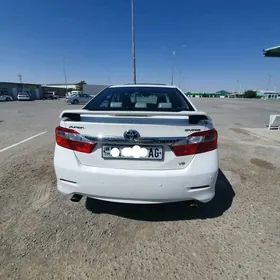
[[0, 94, 13, 101], [65, 93, 92, 105], [17, 92, 32, 101], [54, 84, 219, 205]]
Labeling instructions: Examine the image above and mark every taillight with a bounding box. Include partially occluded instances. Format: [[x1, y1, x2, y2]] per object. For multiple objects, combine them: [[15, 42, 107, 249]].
[[55, 126, 96, 153], [170, 129, 218, 156]]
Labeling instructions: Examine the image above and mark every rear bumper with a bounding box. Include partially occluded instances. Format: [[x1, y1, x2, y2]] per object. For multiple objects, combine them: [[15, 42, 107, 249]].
[[54, 145, 219, 204]]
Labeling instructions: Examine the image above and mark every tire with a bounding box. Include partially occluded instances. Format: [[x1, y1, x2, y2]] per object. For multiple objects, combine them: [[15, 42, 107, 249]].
[[72, 99, 79, 104], [6, 97, 12, 101]]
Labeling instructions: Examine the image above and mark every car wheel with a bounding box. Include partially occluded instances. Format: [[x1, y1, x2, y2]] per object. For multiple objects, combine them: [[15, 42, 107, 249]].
[[73, 99, 79, 104], [6, 97, 12, 101]]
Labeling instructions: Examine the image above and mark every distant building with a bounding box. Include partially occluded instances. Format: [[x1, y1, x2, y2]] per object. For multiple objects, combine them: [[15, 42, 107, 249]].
[[262, 46, 280, 98], [41, 83, 78, 97], [83, 84, 108, 96], [0, 81, 110, 99], [256, 90, 280, 99], [0, 82, 43, 99], [216, 90, 230, 96], [42, 83, 78, 90], [263, 45, 280, 57], [185, 90, 230, 98]]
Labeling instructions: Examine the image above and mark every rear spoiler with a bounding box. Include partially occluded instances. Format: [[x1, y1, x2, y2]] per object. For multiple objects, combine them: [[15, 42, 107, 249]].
[[59, 110, 211, 124]]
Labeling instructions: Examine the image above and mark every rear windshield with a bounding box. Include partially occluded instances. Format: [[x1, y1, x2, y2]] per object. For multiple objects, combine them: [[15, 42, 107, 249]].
[[83, 86, 194, 112]]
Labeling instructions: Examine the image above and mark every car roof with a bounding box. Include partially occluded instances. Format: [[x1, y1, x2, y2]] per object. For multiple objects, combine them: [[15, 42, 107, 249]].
[[109, 84, 177, 89]]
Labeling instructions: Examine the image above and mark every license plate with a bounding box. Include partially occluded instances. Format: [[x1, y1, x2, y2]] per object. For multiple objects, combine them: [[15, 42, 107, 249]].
[[102, 145, 163, 160]]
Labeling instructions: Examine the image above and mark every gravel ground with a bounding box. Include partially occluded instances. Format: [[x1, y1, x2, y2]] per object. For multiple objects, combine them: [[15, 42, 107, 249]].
[[0, 99, 280, 280]]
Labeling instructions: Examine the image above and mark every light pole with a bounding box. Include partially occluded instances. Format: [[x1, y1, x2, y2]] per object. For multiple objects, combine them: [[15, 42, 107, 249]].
[[171, 51, 176, 85], [131, 0, 137, 84], [181, 75, 185, 91], [18, 74, 23, 92], [235, 80, 239, 93], [266, 74, 271, 92], [164, 45, 186, 85], [179, 69, 182, 88], [63, 58, 68, 95], [108, 71, 111, 85]]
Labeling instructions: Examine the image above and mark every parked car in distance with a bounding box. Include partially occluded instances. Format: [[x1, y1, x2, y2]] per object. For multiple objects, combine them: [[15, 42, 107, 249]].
[[67, 91, 82, 96], [0, 93, 13, 101], [17, 92, 32, 101], [65, 93, 92, 104], [54, 84, 219, 206], [43, 92, 60, 100]]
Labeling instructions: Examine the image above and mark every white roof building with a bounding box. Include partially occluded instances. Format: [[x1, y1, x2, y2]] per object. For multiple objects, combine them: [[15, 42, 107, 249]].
[[41, 83, 77, 89]]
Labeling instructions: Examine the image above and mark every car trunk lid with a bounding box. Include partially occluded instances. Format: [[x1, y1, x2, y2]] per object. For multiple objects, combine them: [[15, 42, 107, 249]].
[[59, 110, 213, 170]]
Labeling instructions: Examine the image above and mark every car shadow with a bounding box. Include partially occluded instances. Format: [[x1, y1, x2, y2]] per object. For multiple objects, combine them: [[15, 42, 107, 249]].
[[85, 169, 235, 221]]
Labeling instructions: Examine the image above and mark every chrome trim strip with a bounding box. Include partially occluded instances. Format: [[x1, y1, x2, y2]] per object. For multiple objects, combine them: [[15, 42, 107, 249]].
[[83, 135, 186, 145], [80, 116, 190, 126]]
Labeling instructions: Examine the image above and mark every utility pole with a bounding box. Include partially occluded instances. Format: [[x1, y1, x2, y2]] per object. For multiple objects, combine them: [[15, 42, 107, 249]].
[[18, 74, 23, 92], [63, 58, 68, 95], [131, 0, 137, 84]]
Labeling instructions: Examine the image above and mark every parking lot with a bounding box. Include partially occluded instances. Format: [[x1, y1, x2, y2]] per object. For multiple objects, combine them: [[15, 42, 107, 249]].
[[1, 98, 280, 280]]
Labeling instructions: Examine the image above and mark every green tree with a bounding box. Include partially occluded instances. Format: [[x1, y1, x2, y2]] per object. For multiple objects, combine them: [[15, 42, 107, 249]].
[[244, 90, 257, 98], [76, 80, 87, 91]]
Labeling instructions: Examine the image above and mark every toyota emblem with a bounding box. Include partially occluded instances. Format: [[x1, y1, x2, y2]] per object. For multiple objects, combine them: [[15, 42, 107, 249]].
[[123, 130, 140, 141]]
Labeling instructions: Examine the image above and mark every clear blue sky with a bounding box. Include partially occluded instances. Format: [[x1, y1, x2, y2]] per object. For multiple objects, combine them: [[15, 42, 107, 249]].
[[0, 0, 280, 92]]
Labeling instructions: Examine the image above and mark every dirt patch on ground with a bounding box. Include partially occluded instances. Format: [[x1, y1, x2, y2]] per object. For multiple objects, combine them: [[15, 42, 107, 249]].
[[239, 173, 248, 183], [250, 158, 275, 170], [230, 127, 251, 136]]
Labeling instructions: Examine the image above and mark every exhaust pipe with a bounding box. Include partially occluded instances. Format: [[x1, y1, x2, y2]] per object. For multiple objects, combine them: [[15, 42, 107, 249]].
[[70, 194, 83, 202], [189, 200, 199, 209]]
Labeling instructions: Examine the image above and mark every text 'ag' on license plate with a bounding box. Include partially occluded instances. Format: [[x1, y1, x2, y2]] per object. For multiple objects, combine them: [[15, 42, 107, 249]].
[[102, 145, 163, 160]]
